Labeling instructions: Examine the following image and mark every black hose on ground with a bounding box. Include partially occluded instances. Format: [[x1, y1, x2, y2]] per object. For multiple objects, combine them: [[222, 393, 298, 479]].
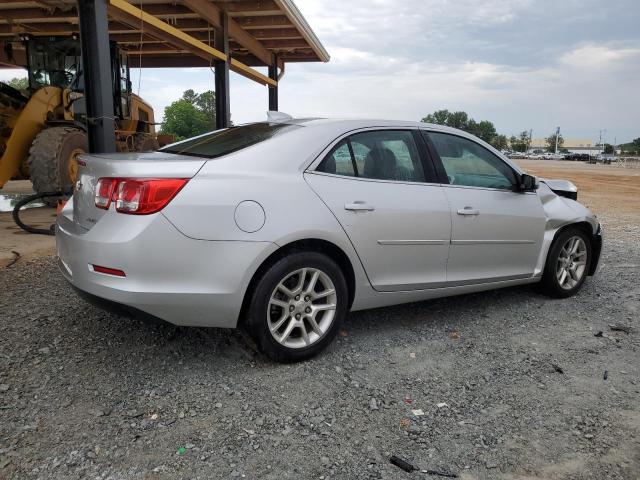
[[12, 191, 67, 236]]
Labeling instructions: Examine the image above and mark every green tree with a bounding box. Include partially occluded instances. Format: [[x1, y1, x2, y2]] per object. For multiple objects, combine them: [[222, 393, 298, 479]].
[[491, 134, 508, 150], [195, 90, 216, 130], [421, 109, 450, 125], [508, 131, 531, 152], [5, 77, 28, 92], [420, 109, 498, 144], [545, 132, 564, 152], [182, 89, 199, 104], [470, 120, 497, 144], [632, 138, 640, 152], [446, 111, 469, 130], [603, 143, 614, 154], [160, 99, 209, 141]]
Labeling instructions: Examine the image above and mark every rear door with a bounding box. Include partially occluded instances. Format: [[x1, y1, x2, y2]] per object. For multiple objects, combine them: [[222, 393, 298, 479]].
[[422, 130, 545, 284], [305, 129, 451, 292]]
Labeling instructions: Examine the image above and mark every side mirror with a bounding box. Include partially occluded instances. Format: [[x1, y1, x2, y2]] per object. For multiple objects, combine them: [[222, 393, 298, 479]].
[[519, 173, 538, 192]]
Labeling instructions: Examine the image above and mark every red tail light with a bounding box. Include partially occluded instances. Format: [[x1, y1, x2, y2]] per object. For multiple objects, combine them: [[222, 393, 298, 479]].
[[95, 178, 117, 209], [94, 178, 188, 214]]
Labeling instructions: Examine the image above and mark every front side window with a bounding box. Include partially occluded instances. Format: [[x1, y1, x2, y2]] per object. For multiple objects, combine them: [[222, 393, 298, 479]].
[[317, 130, 428, 183], [427, 132, 516, 190]]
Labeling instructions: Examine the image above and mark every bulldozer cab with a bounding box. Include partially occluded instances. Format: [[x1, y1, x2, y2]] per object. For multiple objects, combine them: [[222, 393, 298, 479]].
[[0, 35, 159, 198], [25, 35, 134, 125], [26, 36, 81, 93]]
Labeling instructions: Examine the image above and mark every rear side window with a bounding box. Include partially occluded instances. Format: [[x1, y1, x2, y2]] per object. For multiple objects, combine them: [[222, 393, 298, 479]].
[[317, 130, 430, 183], [427, 132, 516, 190], [160, 122, 300, 158], [317, 140, 356, 176]]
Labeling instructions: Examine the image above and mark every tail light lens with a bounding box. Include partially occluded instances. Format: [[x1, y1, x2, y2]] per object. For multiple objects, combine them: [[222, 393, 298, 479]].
[[94, 178, 188, 214], [95, 178, 117, 209]]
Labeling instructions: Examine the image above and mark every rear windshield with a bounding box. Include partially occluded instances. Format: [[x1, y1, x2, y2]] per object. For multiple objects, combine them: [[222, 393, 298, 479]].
[[159, 122, 300, 158]]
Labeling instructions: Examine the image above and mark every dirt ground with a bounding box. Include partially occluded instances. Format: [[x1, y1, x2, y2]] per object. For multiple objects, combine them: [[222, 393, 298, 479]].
[[515, 160, 640, 231], [0, 181, 57, 268], [0, 161, 639, 479]]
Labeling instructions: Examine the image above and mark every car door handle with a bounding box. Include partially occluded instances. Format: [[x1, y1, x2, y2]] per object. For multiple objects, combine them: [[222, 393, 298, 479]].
[[345, 201, 375, 211], [457, 207, 480, 216]]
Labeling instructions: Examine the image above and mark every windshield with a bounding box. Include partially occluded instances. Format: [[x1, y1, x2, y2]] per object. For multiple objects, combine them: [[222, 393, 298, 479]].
[[27, 37, 81, 90], [160, 123, 301, 158]]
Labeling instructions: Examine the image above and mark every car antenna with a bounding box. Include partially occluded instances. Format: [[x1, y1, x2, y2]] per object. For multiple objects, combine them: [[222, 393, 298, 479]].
[[267, 111, 293, 123]]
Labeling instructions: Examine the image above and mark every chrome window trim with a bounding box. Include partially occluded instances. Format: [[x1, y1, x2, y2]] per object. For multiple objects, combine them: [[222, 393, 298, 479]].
[[305, 170, 443, 188], [441, 183, 538, 194]]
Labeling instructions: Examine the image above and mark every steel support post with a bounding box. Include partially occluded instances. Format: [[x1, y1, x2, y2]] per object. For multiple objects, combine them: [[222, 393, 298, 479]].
[[215, 12, 230, 129], [77, 0, 117, 153], [268, 54, 278, 111]]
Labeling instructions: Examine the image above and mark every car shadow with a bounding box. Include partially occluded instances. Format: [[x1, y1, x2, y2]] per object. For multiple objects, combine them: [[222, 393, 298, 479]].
[[68, 282, 543, 370]]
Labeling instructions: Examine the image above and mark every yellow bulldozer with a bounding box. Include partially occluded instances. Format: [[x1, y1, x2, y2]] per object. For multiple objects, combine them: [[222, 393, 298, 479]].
[[0, 35, 160, 204]]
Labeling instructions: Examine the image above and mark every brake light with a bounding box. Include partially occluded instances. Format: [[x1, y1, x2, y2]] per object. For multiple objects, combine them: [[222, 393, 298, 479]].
[[94, 178, 188, 214], [95, 178, 117, 210]]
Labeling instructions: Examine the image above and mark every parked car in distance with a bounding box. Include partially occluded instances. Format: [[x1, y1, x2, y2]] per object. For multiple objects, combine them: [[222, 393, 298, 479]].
[[57, 117, 603, 362], [596, 154, 617, 164], [564, 153, 591, 161]]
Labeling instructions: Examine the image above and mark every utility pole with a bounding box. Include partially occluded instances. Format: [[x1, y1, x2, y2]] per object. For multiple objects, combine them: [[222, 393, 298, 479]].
[[529, 128, 533, 152], [554, 126, 560, 154], [600, 128, 607, 153]]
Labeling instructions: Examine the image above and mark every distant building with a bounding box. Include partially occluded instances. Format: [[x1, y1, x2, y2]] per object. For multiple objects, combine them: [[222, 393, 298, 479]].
[[528, 138, 602, 155]]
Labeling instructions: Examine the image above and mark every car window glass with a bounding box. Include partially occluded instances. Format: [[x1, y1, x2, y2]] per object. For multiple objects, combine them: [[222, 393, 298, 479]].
[[316, 140, 356, 176], [159, 122, 300, 158], [350, 130, 425, 182], [428, 132, 515, 189]]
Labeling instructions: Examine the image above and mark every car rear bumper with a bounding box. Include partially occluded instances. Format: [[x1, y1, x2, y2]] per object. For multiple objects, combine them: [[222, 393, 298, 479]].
[[56, 206, 278, 328]]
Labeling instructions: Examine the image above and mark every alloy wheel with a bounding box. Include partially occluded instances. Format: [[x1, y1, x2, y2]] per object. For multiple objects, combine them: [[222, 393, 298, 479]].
[[267, 267, 337, 349], [556, 236, 588, 290]]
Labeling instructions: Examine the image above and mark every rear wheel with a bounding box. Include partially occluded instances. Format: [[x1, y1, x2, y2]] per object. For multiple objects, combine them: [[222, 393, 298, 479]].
[[245, 251, 348, 362], [540, 227, 591, 298], [28, 126, 87, 206]]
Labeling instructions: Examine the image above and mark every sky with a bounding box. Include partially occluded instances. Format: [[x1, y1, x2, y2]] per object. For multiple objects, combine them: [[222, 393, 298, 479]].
[[2, 0, 639, 143]]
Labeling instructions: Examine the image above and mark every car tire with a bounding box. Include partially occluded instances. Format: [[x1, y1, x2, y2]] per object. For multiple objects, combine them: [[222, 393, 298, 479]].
[[245, 251, 348, 363], [540, 227, 592, 298]]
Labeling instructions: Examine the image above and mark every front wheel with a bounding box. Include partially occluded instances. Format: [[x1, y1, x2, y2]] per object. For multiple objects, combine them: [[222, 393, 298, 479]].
[[245, 252, 348, 362], [540, 227, 592, 298]]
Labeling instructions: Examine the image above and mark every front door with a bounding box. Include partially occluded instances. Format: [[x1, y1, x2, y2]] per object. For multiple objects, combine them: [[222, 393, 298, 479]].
[[305, 129, 451, 291], [424, 130, 546, 284]]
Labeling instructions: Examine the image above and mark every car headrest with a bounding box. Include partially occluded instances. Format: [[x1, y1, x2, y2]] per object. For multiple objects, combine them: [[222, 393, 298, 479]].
[[363, 147, 397, 179]]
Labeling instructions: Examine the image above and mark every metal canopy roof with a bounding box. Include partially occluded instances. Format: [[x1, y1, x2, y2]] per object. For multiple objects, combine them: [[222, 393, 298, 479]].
[[0, 0, 329, 73]]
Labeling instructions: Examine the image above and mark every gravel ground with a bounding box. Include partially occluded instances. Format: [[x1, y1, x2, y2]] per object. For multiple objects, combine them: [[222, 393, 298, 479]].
[[1, 218, 639, 479]]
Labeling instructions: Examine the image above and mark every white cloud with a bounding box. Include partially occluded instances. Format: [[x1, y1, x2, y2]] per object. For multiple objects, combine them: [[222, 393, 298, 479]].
[[1, 0, 638, 142]]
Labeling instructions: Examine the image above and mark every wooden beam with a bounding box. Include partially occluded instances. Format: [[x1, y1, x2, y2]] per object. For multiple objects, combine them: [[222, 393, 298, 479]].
[[233, 15, 292, 29], [0, 4, 196, 21], [108, 0, 275, 86], [248, 28, 301, 39], [255, 38, 308, 48], [0, 44, 26, 68], [182, 0, 271, 66], [221, 1, 279, 16]]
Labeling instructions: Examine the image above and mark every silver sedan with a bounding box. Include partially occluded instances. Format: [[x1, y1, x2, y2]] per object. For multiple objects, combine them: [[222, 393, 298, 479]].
[[57, 117, 603, 362]]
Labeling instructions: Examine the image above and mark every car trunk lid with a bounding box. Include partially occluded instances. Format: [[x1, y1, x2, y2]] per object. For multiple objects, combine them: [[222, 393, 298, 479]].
[[72, 152, 206, 231]]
